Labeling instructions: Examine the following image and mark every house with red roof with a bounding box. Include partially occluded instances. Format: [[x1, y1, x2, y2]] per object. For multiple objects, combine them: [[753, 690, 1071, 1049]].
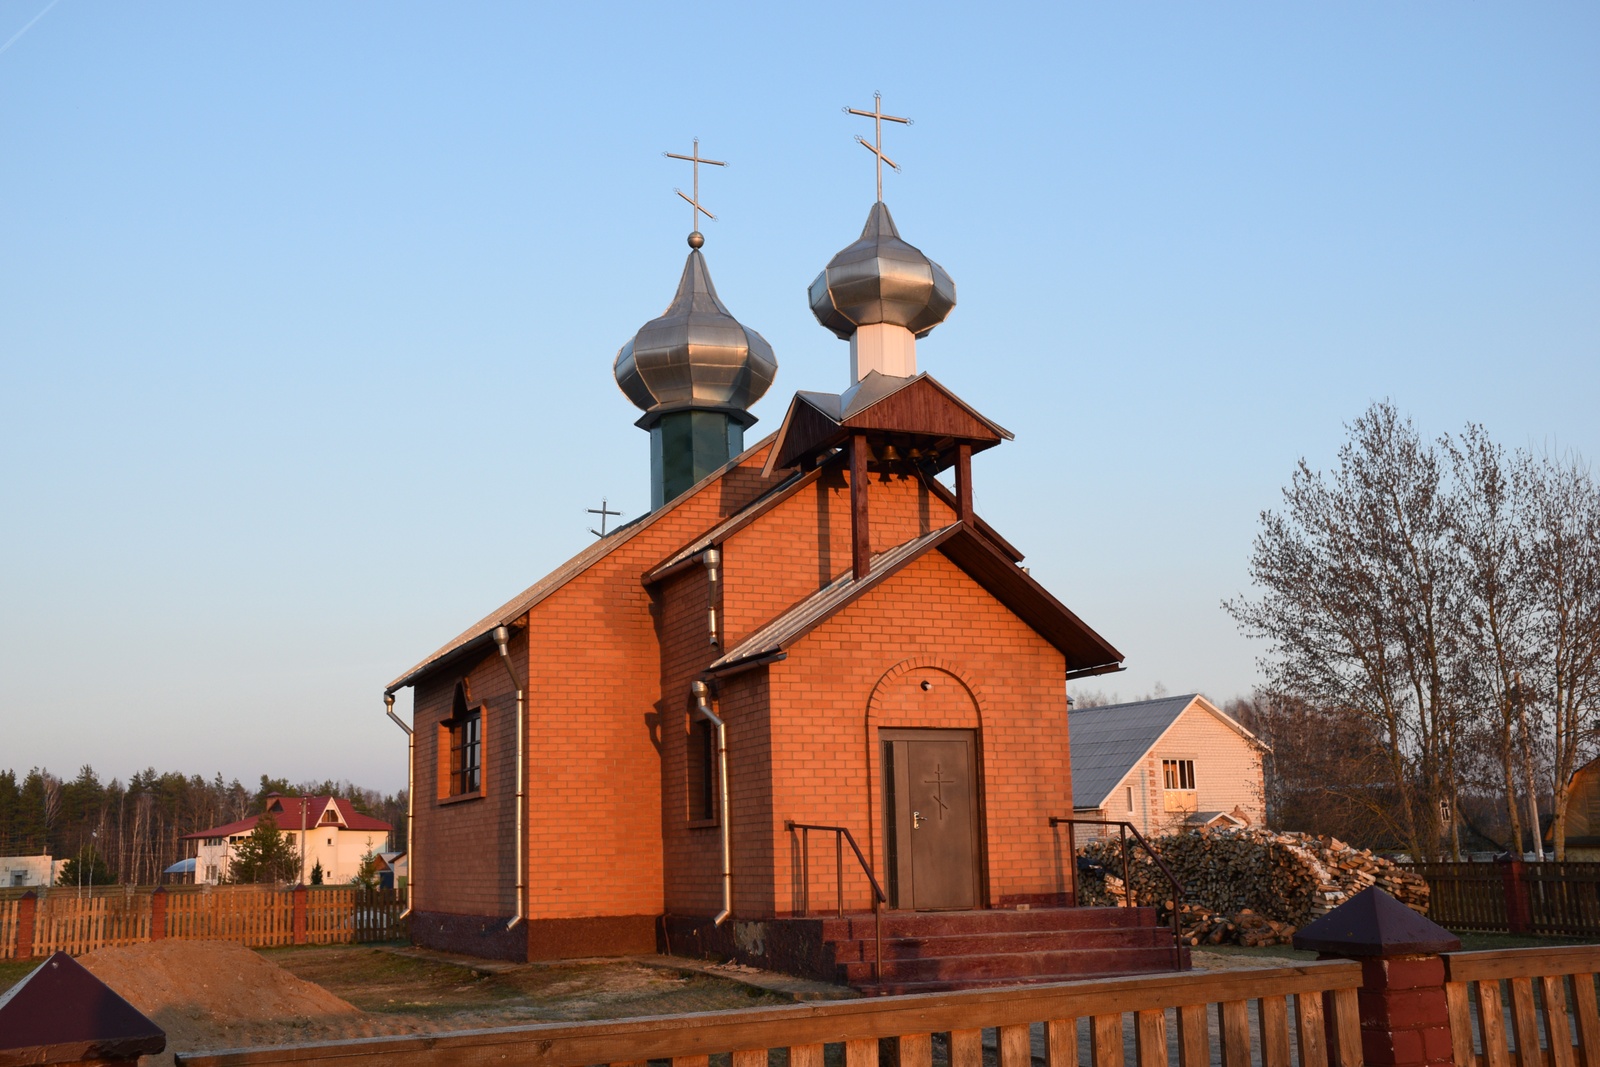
[[184, 794, 391, 885]]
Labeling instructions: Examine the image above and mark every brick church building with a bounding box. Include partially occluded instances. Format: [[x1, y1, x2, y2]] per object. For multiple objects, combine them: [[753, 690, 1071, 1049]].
[[384, 170, 1181, 990]]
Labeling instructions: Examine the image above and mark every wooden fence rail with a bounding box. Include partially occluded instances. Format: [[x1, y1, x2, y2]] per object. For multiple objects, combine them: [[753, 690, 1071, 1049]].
[[176, 960, 1368, 1067], [1444, 944, 1600, 1067], [0, 884, 405, 959]]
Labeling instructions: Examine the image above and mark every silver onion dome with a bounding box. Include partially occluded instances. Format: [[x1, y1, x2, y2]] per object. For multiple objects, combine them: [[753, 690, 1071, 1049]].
[[615, 249, 777, 417], [808, 201, 956, 341]]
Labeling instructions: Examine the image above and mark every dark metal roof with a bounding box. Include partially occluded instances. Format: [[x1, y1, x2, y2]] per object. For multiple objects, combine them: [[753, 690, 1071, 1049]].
[[1068, 695, 1264, 809]]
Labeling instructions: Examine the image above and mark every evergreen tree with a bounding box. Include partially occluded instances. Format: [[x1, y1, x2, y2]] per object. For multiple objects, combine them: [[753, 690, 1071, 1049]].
[[227, 810, 301, 884], [57, 846, 115, 887]]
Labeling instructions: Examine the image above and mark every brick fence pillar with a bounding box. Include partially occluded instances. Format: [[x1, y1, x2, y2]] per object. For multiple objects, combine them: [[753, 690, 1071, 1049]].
[[293, 884, 307, 945], [1295, 887, 1462, 1067], [1497, 856, 1532, 934], [14, 891, 36, 959], [149, 886, 167, 941]]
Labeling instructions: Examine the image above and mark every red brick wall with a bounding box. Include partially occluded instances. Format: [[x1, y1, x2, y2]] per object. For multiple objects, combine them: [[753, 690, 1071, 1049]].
[[411, 442, 785, 934], [760, 550, 1074, 916], [721, 465, 950, 649], [414, 437, 1078, 941], [653, 454, 1076, 920]]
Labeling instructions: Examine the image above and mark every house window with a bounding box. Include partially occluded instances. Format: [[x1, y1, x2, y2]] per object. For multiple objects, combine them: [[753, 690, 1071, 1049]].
[[687, 715, 716, 822], [439, 680, 484, 799], [1126, 786, 1134, 810], [1162, 759, 1197, 812], [320, 810, 339, 824]]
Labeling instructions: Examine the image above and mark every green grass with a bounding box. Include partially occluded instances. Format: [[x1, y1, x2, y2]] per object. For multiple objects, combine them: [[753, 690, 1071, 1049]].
[[0, 958, 42, 993], [1454, 931, 1600, 950]]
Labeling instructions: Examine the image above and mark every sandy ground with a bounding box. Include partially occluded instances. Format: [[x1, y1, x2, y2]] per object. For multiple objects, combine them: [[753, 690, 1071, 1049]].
[[66, 941, 802, 1066]]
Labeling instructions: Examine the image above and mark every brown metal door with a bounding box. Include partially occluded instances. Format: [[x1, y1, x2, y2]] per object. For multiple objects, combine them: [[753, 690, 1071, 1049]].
[[884, 730, 979, 910]]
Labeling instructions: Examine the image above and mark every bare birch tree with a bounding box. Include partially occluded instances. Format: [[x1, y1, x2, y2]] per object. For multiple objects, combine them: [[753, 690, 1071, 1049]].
[[1227, 402, 1466, 860], [1446, 426, 1541, 853], [1522, 452, 1600, 859]]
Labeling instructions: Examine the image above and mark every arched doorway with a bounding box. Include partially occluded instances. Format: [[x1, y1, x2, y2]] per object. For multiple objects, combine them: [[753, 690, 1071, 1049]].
[[867, 661, 985, 910]]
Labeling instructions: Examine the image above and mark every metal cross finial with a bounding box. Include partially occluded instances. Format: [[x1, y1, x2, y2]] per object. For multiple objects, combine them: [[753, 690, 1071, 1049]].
[[663, 138, 727, 247], [845, 92, 912, 203], [587, 497, 621, 538]]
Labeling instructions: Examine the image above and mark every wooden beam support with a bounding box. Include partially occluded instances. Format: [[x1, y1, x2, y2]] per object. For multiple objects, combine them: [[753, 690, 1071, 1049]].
[[955, 442, 974, 524], [850, 432, 870, 580]]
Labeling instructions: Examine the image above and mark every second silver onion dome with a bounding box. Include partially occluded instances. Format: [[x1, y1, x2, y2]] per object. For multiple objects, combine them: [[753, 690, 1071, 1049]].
[[808, 201, 956, 340], [614, 249, 778, 419]]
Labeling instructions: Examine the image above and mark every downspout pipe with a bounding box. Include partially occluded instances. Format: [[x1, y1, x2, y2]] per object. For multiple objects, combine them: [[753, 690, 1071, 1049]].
[[494, 625, 526, 931], [703, 548, 721, 647], [691, 679, 731, 926], [383, 691, 414, 920]]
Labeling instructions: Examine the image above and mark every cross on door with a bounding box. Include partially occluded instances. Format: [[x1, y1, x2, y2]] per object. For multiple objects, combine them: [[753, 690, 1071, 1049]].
[[923, 762, 954, 819]]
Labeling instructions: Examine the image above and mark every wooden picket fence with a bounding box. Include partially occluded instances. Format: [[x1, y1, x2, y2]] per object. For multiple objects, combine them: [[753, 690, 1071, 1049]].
[[171, 943, 1600, 1067], [0, 884, 406, 958], [179, 959, 1370, 1067], [1406, 860, 1600, 936]]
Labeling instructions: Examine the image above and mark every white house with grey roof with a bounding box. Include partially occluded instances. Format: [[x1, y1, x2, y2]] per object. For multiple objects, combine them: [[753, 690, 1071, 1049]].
[[1069, 694, 1266, 838]]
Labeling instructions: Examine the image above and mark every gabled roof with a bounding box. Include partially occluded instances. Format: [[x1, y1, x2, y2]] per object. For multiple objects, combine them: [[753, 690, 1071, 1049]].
[[183, 797, 391, 841], [763, 371, 1013, 477], [707, 522, 1122, 678], [387, 433, 782, 692], [1068, 694, 1262, 809]]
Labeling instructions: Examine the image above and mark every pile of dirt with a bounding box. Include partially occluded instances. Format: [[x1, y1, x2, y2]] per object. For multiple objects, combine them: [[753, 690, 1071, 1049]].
[[78, 940, 406, 1065]]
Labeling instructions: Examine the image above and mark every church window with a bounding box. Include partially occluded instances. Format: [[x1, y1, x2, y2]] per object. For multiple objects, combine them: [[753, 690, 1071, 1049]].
[[439, 680, 485, 800], [687, 716, 716, 823]]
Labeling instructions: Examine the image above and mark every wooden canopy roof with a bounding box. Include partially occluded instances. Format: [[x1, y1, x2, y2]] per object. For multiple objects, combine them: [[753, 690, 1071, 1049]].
[[762, 371, 1013, 478]]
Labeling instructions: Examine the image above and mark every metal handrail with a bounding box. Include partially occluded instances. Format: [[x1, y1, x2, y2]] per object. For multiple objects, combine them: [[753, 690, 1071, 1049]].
[[1050, 817, 1186, 968], [785, 820, 887, 983]]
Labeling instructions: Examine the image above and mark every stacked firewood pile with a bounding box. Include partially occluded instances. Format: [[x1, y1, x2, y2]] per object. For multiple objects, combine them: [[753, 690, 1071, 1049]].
[[1077, 828, 1430, 947], [1175, 904, 1299, 947]]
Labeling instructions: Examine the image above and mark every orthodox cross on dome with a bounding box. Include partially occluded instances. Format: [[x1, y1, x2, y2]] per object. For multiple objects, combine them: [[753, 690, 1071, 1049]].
[[664, 138, 727, 248], [846, 91, 912, 203], [587, 497, 621, 538]]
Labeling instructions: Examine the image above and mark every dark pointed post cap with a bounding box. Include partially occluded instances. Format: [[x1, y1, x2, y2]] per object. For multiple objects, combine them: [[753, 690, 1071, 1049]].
[[1292, 887, 1461, 957], [0, 952, 166, 1066]]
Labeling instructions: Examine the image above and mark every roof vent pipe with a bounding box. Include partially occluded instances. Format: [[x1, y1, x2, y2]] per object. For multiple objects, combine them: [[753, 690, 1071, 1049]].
[[493, 624, 526, 932], [382, 692, 414, 920], [691, 679, 732, 926], [703, 548, 721, 647]]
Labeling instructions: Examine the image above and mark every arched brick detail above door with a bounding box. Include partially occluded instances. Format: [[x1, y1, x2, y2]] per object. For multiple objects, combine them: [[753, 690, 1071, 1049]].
[[865, 656, 988, 730]]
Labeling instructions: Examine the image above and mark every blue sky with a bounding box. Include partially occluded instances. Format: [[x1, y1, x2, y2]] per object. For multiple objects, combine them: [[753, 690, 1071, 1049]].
[[2, 3, 1595, 792]]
